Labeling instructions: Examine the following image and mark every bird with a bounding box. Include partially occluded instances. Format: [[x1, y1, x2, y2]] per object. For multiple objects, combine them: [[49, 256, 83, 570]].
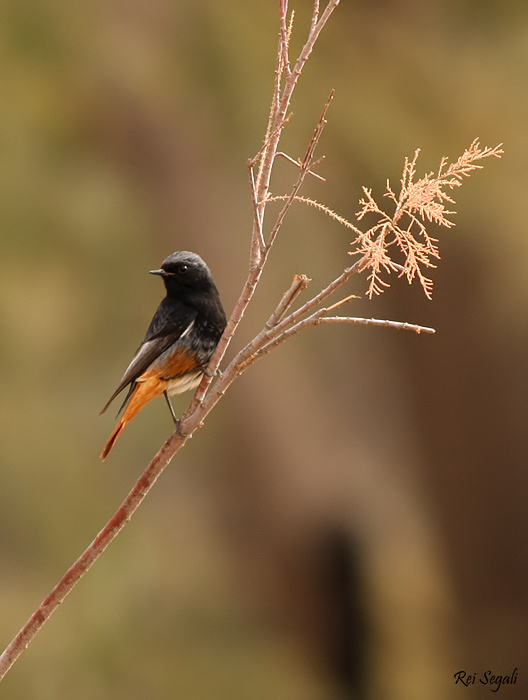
[[100, 251, 227, 460]]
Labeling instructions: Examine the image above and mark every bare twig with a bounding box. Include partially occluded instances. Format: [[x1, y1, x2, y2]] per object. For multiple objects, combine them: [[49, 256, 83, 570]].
[[248, 163, 265, 264], [0, 431, 187, 679], [324, 293, 360, 313], [311, 0, 321, 31], [279, 0, 292, 78], [276, 152, 326, 181], [313, 316, 436, 334], [241, 311, 435, 367], [205, 260, 365, 380], [253, 0, 341, 221], [264, 90, 334, 252], [266, 274, 311, 328]]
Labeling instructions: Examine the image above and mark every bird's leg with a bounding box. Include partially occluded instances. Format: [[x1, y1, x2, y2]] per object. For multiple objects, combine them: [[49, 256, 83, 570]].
[[163, 390, 181, 429]]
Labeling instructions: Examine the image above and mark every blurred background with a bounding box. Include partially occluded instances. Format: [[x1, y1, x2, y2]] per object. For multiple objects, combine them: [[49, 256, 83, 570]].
[[1, 0, 526, 698]]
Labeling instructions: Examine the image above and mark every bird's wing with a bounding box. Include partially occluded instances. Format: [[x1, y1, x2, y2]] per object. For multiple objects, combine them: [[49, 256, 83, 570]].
[[100, 300, 197, 415]]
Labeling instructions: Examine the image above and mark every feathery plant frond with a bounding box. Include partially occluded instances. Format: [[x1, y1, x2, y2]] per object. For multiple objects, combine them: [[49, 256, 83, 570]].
[[352, 139, 503, 298], [266, 139, 502, 299]]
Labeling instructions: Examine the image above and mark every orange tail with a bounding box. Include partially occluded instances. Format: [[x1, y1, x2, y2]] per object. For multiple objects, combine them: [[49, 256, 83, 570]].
[[100, 420, 126, 460], [100, 377, 165, 460]]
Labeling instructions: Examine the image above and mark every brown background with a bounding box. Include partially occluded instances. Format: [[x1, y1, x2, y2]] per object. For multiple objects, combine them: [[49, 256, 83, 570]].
[[1, 1, 526, 698]]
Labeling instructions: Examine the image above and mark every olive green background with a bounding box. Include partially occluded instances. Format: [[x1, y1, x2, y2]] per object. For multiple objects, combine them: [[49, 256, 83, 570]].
[[1, 1, 526, 699]]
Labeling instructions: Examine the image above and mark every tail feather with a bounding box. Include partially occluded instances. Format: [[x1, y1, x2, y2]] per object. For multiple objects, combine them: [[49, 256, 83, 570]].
[[100, 420, 126, 461], [100, 376, 165, 460]]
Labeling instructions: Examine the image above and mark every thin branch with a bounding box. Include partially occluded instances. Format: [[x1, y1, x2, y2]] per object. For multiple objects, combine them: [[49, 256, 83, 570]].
[[211, 261, 364, 380], [314, 316, 436, 334], [276, 152, 326, 181], [311, 0, 321, 31], [276, 257, 364, 331], [248, 163, 265, 264], [187, 9, 341, 416], [253, 0, 341, 220], [323, 293, 360, 313], [234, 308, 434, 376], [264, 90, 334, 252], [188, 102, 332, 410], [266, 274, 311, 328], [249, 112, 294, 170], [0, 431, 187, 680], [279, 0, 292, 77], [253, 312, 435, 362]]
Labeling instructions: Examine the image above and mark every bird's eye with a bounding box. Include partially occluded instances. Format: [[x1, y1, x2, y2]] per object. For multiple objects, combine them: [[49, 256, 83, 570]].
[[178, 263, 190, 274]]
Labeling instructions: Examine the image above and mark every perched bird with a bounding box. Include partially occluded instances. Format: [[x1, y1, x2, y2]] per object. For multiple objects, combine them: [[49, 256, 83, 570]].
[[100, 251, 227, 460]]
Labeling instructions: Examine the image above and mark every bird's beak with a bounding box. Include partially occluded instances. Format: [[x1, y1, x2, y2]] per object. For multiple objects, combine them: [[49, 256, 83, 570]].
[[149, 269, 165, 276]]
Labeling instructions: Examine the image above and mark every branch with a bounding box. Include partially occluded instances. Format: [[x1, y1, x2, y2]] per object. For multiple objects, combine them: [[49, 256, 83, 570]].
[[264, 90, 334, 252], [190, 5, 341, 415], [251, 314, 435, 363], [0, 431, 187, 679], [275, 152, 326, 181], [266, 274, 311, 327], [312, 316, 436, 334], [230, 297, 435, 372], [252, 0, 341, 229]]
